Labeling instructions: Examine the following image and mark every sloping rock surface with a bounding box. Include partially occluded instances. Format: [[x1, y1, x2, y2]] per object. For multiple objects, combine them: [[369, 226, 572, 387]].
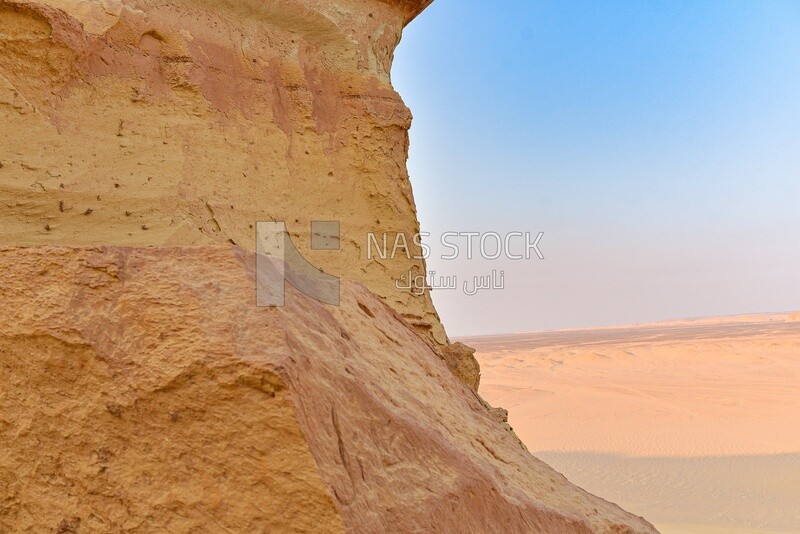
[[0, 246, 659, 533]]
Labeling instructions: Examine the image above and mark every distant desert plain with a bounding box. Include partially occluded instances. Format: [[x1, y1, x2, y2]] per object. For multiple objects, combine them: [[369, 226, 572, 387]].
[[464, 312, 800, 534]]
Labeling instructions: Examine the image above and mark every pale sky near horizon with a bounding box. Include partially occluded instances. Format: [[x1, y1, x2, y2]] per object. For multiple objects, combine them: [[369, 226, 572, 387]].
[[392, 0, 800, 337]]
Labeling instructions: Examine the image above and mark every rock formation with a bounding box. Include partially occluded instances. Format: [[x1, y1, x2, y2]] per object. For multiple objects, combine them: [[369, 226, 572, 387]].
[[0, 0, 444, 345], [440, 341, 481, 391], [0, 0, 659, 532], [0, 246, 658, 533]]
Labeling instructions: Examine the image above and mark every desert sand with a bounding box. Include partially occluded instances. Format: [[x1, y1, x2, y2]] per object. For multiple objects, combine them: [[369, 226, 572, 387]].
[[465, 313, 800, 534]]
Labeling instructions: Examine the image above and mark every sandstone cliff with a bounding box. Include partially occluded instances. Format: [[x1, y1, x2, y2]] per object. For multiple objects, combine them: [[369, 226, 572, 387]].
[[0, 1, 661, 532], [0, 246, 658, 533], [0, 0, 444, 344]]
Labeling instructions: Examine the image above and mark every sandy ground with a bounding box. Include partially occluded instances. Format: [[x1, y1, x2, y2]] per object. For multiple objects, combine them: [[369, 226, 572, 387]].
[[463, 313, 800, 534]]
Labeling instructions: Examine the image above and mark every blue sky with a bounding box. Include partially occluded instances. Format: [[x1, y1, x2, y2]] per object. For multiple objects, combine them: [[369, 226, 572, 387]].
[[393, 0, 800, 336]]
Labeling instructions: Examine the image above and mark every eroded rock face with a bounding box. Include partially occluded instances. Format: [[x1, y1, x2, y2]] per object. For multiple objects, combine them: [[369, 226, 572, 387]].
[[0, 246, 659, 533], [0, 1, 660, 531], [0, 0, 444, 344], [440, 340, 481, 391]]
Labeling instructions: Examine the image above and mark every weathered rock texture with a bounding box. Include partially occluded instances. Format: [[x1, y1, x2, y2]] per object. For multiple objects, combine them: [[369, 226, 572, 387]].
[[0, 0, 445, 344], [440, 340, 481, 391], [0, 246, 659, 533], [0, 1, 659, 531]]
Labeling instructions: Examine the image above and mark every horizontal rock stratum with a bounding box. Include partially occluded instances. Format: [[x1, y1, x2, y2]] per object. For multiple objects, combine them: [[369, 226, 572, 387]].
[[0, 0, 444, 345], [0, 246, 658, 533]]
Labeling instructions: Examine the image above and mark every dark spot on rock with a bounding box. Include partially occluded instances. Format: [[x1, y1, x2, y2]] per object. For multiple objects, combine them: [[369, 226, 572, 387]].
[[59, 200, 64, 212], [105, 402, 122, 417], [56, 517, 80, 534], [84, 208, 93, 215], [358, 302, 375, 318], [97, 447, 112, 463]]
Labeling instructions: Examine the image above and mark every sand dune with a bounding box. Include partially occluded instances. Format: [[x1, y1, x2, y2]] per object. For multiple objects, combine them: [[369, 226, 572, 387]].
[[463, 313, 800, 533]]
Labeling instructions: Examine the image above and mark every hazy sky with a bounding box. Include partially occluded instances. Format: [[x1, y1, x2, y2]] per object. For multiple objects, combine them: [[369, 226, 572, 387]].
[[392, 0, 800, 337]]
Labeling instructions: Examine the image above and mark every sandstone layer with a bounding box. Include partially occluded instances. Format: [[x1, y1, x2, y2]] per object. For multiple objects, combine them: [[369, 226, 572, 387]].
[[0, 0, 445, 344], [0, 245, 658, 533]]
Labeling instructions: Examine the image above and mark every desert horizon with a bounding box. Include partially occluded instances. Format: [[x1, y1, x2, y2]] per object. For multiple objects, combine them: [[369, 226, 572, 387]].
[[463, 311, 800, 533], [3, 0, 798, 532]]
